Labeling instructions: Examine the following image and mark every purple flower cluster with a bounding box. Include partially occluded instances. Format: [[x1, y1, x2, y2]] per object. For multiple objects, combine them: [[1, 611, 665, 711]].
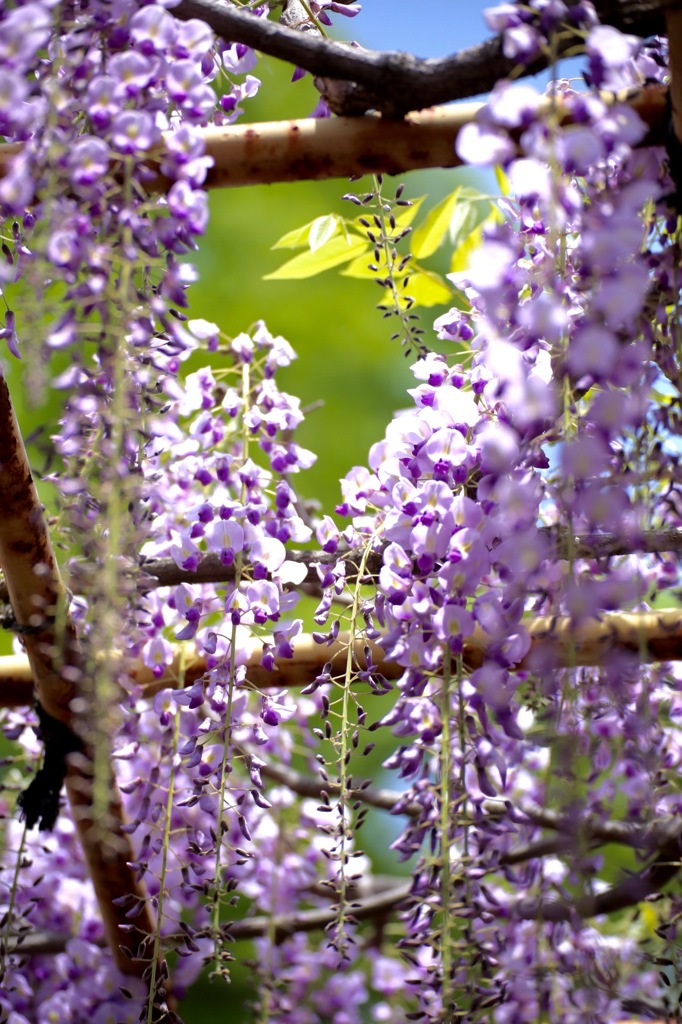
[[0, 0, 272, 697], [4, 0, 682, 1022], [0, 812, 147, 1024], [310, 1, 362, 23], [136, 320, 313, 658], [310, 16, 682, 1023], [0, 0, 267, 568]]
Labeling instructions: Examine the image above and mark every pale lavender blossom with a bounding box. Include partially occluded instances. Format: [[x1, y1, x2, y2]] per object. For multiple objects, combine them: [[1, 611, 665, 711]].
[[455, 121, 516, 166], [110, 109, 157, 153]]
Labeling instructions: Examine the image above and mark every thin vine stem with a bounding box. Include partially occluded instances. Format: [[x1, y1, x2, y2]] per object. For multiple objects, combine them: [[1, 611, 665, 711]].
[[146, 655, 184, 1024], [0, 819, 28, 979], [440, 649, 454, 1014], [330, 530, 379, 960], [210, 356, 250, 973]]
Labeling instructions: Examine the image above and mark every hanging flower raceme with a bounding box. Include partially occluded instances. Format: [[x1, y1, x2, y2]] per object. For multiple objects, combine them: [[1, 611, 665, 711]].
[[0, 0, 267, 623], [308, 11, 681, 1021]]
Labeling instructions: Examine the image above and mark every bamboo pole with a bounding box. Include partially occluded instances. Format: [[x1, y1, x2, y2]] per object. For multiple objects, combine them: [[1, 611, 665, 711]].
[[0, 85, 669, 192], [0, 609, 680, 708]]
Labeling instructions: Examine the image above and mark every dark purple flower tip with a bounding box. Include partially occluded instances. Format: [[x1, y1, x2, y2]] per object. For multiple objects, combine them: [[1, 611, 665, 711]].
[[175, 621, 197, 641], [197, 502, 214, 523], [203, 632, 218, 654], [261, 650, 276, 672]]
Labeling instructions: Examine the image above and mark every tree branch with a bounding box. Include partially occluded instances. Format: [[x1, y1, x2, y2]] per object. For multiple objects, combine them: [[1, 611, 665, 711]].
[[0, 84, 669, 191], [513, 831, 682, 922], [5, 881, 411, 955], [234, 743, 422, 816], [48, 525, 682, 601], [0, 377, 157, 978], [172, 0, 670, 117], [235, 752, 682, 866], [501, 813, 682, 866]]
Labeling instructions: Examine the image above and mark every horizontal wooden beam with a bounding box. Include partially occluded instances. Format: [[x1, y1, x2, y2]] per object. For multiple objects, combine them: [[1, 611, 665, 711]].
[[0, 85, 668, 191], [2, 609, 680, 707]]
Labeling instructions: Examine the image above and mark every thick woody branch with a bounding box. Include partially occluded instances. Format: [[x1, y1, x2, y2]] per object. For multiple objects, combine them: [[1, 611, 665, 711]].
[[172, 0, 670, 117], [195, 104, 475, 185], [134, 522, 682, 587], [1, 610, 681, 709], [0, 105, 477, 188], [666, 3, 682, 141], [26, 524, 682, 604], [0, 374, 156, 977], [125, 82, 671, 189], [6, 880, 411, 956], [513, 832, 682, 923], [0, 374, 77, 727]]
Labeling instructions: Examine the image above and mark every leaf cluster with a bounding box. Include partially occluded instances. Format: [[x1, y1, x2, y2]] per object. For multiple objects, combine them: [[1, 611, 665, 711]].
[[265, 184, 498, 312]]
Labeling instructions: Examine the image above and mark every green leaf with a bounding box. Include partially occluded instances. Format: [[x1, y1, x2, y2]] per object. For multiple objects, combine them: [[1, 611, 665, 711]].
[[411, 187, 461, 259], [448, 188, 491, 250], [495, 164, 511, 196], [340, 252, 381, 279], [381, 267, 452, 309], [271, 219, 321, 250], [403, 269, 452, 307], [308, 214, 341, 252], [263, 235, 370, 280]]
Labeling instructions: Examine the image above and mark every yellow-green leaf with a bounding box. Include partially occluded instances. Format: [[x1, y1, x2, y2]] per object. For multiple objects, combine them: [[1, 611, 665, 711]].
[[403, 269, 452, 307], [449, 188, 491, 250], [264, 235, 370, 280], [449, 222, 485, 274], [308, 214, 340, 252], [381, 268, 452, 309], [495, 164, 511, 196], [411, 187, 461, 259], [271, 219, 321, 250], [340, 252, 383, 279]]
